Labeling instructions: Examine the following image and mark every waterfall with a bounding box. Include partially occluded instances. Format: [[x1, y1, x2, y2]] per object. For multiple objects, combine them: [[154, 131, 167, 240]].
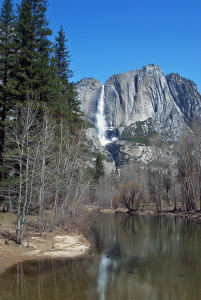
[[96, 85, 110, 146], [96, 85, 118, 146]]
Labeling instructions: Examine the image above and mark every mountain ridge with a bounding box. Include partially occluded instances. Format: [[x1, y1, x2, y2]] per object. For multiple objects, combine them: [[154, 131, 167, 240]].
[[76, 65, 201, 166]]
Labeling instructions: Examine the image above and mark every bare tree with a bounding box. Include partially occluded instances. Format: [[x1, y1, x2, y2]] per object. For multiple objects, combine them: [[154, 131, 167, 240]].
[[192, 119, 201, 211], [1, 102, 92, 243], [176, 128, 197, 213], [110, 162, 148, 211], [35, 110, 56, 234], [2, 102, 41, 243], [118, 181, 146, 212], [48, 122, 92, 231], [148, 135, 166, 212], [94, 172, 119, 208]]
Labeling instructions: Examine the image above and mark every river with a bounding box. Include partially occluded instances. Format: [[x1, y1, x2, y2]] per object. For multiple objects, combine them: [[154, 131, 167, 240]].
[[0, 213, 201, 300]]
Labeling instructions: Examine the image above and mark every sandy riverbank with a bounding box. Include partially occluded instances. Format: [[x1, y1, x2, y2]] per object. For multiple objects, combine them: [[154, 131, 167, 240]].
[[0, 212, 90, 274], [0, 229, 89, 274]]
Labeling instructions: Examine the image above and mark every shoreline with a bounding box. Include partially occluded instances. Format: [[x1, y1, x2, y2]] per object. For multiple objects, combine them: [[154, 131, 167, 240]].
[[1, 207, 201, 274], [0, 228, 90, 274], [99, 207, 201, 223]]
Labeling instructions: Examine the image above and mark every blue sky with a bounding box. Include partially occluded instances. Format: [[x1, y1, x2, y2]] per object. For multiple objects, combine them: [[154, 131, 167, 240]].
[[11, 0, 201, 92]]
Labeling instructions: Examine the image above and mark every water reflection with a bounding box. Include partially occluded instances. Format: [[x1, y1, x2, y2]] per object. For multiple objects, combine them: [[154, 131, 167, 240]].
[[97, 255, 120, 300], [94, 214, 201, 300], [0, 214, 201, 300]]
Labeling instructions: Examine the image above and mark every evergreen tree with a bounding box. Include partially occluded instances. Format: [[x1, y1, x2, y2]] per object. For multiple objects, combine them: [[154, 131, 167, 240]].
[[94, 153, 105, 183], [51, 25, 82, 126], [14, 0, 52, 103], [32, 0, 52, 102], [0, 0, 15, 179], [55, 25, 72, 81]]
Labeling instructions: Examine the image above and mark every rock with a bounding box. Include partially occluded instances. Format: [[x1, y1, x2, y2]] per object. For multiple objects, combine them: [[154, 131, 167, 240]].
[[166, 73, 201, 122], [105, 139, 153, 166], [76, 78, 102, 124], [104, 64, 186, 139], [106, 142, 130, 167], [84, 127, 115, 173], [85, 127, 108, 155], [76, 65, 201, 166]]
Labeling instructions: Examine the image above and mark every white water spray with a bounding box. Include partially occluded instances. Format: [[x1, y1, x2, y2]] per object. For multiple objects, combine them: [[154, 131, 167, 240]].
[[96, 85, 111, 146]]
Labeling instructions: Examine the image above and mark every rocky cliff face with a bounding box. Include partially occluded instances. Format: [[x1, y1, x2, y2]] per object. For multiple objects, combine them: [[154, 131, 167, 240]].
[[76, 65, 201, 166], [166, 73, 201, 122], [76, 78, 102, 124], [104, 65, 187, 139]]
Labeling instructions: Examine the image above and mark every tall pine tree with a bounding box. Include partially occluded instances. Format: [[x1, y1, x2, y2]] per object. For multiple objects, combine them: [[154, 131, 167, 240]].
[[94, 153, 105, 183], [0, 0, 15, 180], [52, 25, 82, 127], [14, 0, 52, 103], [55, 25, 72, 81]]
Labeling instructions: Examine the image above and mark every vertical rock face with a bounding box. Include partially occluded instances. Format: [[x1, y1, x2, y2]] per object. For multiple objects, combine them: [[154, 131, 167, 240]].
[[76, 65, 201, 165], [76, 78, 102, 124], [76, 65, 201, 138], [104, 65, 187, 138], [166, 73, 201, 122], [104, 65, 157, 127]]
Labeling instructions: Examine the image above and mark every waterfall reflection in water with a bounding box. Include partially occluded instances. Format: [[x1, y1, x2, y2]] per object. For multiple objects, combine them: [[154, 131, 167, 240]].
[[0, 214, 201, 300], [97, 255, 120, 300]]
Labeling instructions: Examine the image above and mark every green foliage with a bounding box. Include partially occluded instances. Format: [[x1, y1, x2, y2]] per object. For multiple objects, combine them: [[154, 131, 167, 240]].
[[0, 0, 16, 182], [120, 118, 156, 145], [13, 0, 52, 102], [0, 0, 83, 157], [55, 25, 72, 81], [0, 0, 84, 209], [0, 0, 16, 100], [93, 153, 105, 183], [0, 0, 16, 112], [0, 0, 91, 243], [49, 24, 83, 128]]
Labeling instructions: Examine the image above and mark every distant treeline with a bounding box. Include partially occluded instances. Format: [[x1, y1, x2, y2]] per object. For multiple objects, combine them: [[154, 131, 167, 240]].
[[94, 124, 201, 215]]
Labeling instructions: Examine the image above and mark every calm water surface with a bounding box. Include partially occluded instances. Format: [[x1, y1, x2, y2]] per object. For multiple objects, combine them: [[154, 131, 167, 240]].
[[0, 214, 201, 300]]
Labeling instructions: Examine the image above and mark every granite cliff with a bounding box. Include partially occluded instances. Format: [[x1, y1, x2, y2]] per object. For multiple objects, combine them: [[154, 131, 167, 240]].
[[166, 73, 201, 122], [76, 65, 201, 166], [76, 78, 102, 125]]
